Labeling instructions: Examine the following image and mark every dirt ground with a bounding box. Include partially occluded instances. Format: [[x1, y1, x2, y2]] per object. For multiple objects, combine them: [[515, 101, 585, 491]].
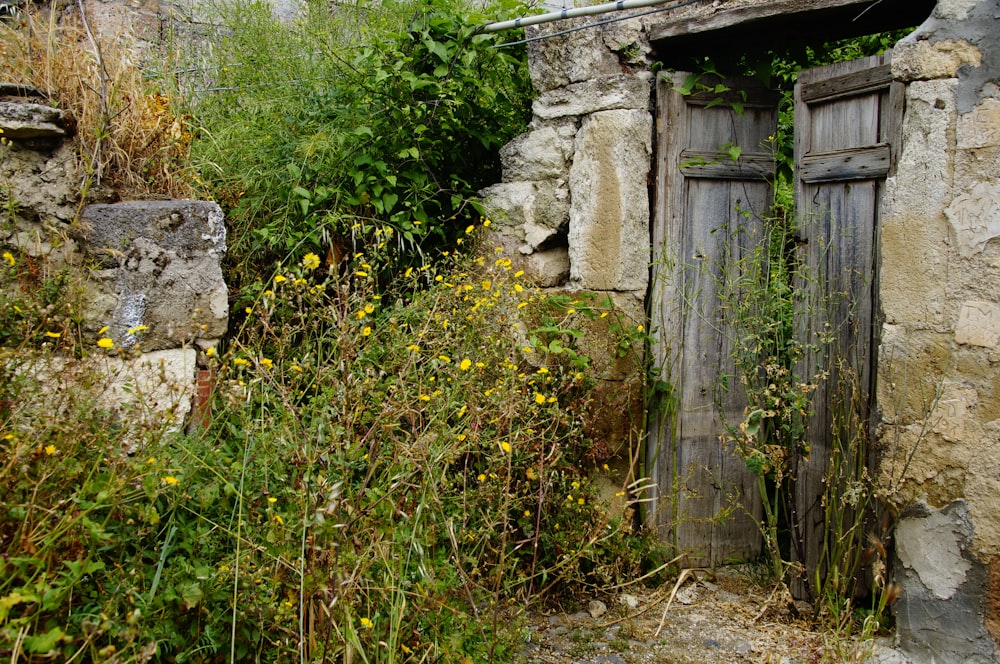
[[521, 568, 911, 664]]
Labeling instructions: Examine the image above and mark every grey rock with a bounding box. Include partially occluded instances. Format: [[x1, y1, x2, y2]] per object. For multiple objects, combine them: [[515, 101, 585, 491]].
[[533, 73, 652, 120], [79, 200, 228, 351], [619, 593, 639, 609], [0, 82, 47, 99], [526, 18, 621, 93], [587, 599, 607, 618], [500, 126, 574, 182], [0, 100, 73, 139], [479, 179, 570, 251]]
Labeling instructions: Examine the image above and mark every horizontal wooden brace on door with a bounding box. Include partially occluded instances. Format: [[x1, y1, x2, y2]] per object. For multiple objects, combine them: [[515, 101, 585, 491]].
[[678, 149, 775, 180], [799, 63, 892, 104], [799, 143, 890, 182]]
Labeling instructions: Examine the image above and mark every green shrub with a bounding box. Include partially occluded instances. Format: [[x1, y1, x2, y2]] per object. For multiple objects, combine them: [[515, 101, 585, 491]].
[[1, 229, 659, 662], [181, 0, 533, 283]]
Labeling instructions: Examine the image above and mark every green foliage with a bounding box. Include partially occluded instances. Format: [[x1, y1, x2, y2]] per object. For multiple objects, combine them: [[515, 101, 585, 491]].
[[180, 0, 533, 283], [1, 232, 660, 661]]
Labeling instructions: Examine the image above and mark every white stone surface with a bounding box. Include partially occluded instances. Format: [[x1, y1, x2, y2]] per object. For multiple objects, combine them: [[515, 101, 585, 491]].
[[945, 182, 1000, 258], [500, 126, 574, 182], [896, 506, 972, 600], [533, 73, 652, 120], [567, 109, 651, 292], [954, 300, 1000, 347]]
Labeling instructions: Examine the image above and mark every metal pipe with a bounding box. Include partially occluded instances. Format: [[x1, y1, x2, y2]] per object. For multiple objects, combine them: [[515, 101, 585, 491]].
[[481, 0, 672, 33]]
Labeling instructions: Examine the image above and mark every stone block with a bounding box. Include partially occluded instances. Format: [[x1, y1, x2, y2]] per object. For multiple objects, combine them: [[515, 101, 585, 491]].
[[891, 39, 981, 82], [79, 200, 228, 351], [479, 180, 570, 251], [0, 140, 80, 225], [17, 348, 198, 439], [486, 231, 569, 288], [500, 126, 574, 182], [957, 98, 1000, 149], [955, 300, 1000, 348], [945, 182, 1000, 258], [533, 73, 652, 120], [567, 109, 652, 292], [526, 18, 622, 93], [0, 101, 74, 140], [894, 501, 997, 664]]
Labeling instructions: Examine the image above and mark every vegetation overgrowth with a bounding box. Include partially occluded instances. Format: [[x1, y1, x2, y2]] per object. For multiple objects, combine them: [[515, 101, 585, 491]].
[[1, 1, 662, 661], [1, 0, 915, 659]]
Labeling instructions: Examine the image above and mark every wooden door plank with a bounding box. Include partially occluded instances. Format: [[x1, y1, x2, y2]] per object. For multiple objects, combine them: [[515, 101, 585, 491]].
[[792, 52, 889, 598], [799, 144, 891, 182], [650, 70, 776, 565]]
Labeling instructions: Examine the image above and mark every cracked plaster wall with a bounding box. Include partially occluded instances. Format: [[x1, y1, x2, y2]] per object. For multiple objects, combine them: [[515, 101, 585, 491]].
[[877, 1, 1000, 659]]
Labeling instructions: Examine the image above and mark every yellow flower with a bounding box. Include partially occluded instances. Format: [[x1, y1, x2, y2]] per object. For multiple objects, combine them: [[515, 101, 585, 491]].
[[360, 617, 374, 630], [245, 307, 253, 314], [233, 358, 250, 367], [205, 346, 217, 357], [260, 358, 273, 369], [355, 271, 369, 278], [97, 337, 114, 349], [44, 444, 57, 455], [401, 644, 412, 655], [97, 326, 109, 334], [578, 497, 585, 505], [514, 270, 524, 278], [273, 514, 284, 525], [438, 355, 451, 363], [2, 251, 14, 266], [294, 278, 307, 287], [362, 326, 372, 337], [274, 274, 287, 284], [290, 364, 303, 372], [268, 496, 277, 503], [406, 344, 420, 352], [534, 393, 546, 405], [162, 476, 180, 485], [499, 441, 511, 454], [536, 367, 549, 374], [482, 219, 491, 227], [364, 303, 375, 314], [126, 325, 149, 335], [418, 395, 431, 401], [459, 358, 472, 371], [147, 457, 157, 464], [302, 253, 320, 270], [477, 473, 486, 482], [45, 331, 61, 339], [523, 510, 531, 517]]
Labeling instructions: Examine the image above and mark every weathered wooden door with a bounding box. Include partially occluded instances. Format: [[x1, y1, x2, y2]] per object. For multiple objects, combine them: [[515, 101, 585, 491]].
[[648, 72, 778, 565], [649, 53, 899, 578], [791, 52, 901, 594]]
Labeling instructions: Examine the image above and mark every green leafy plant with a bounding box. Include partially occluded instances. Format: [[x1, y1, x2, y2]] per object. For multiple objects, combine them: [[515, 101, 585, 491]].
[[181, 0, 533, 284]]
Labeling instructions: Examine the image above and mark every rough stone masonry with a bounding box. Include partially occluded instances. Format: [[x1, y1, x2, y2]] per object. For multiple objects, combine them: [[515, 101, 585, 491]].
[[481, 0, 1000, 661]]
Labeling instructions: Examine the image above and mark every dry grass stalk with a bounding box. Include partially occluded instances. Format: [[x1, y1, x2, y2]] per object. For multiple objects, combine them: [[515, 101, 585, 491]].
[[0, 4, 193, 199]]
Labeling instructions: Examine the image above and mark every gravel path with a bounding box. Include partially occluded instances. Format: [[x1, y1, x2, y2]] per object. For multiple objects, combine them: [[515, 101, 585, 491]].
[[522, 569, 912, 664]]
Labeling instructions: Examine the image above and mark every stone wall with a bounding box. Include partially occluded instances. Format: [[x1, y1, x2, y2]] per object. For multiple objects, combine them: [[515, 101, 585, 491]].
[[480, 14, 655, 497], [876, 1, 1000, 661], [483, 0, 1000, 660], [0, 84, 227, 432]]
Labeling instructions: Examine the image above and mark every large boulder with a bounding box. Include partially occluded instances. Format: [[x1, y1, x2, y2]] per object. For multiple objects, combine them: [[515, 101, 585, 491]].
[[79, 199, 228, 351]]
